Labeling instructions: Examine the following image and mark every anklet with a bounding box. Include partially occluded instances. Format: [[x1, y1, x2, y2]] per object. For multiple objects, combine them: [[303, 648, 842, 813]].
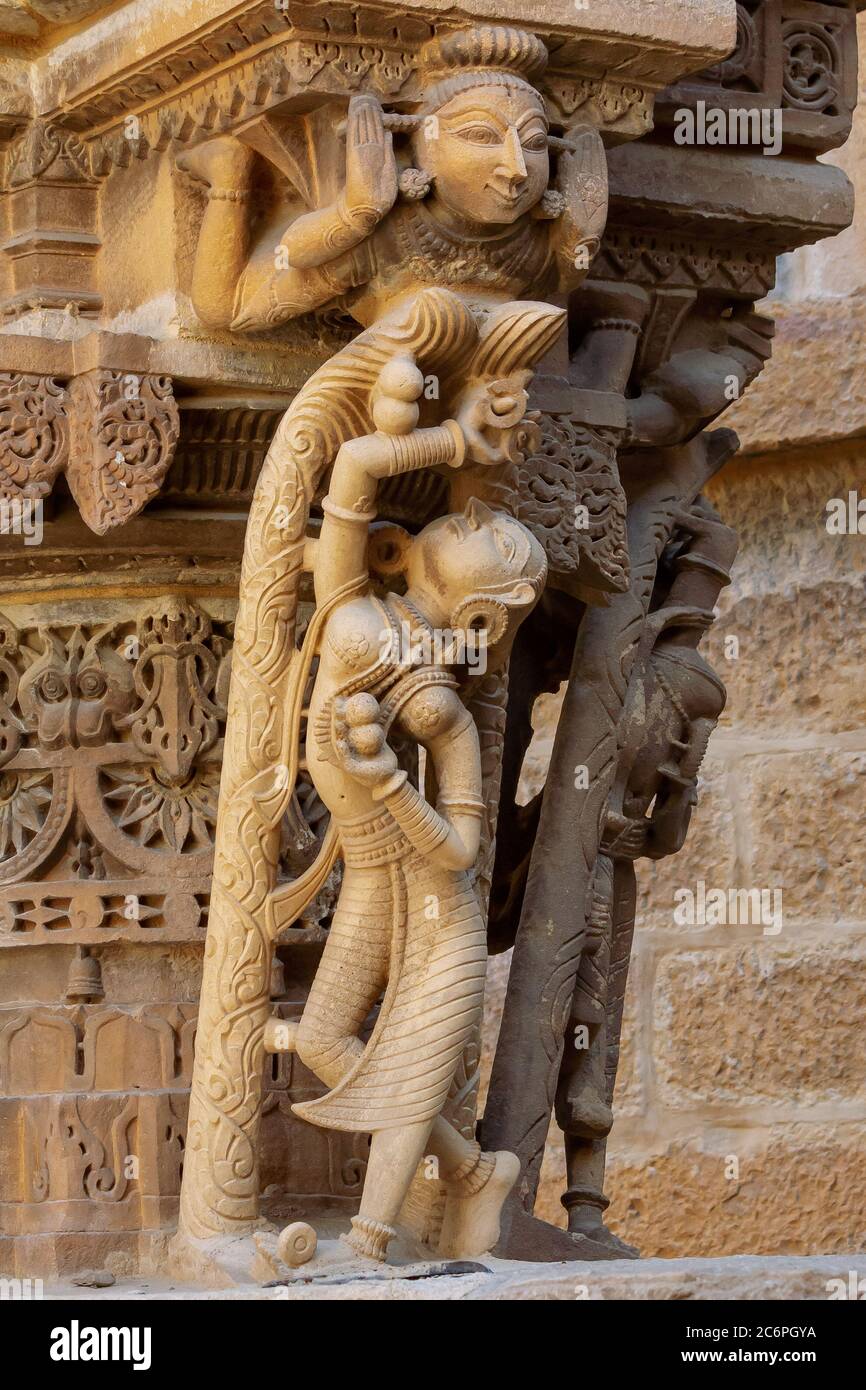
[[344, 1215, 395, 1261], [449, 1143, 496, 1195]]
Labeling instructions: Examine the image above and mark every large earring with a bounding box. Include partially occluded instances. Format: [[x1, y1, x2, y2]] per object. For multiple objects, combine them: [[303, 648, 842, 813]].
[[451, 595, 509, 647], [399, 168, 434, 201], [534, 187, 566, 220], [367, 522, 412, 581]]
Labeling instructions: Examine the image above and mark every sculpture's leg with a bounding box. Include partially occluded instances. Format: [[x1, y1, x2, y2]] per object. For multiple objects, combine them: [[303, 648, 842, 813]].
[[347, 1121, 436, 1260], [559, 859, 639, 1257], [296, 890, 488, 1176], [295, 873, 390, 1087], [556, 855, 615, 1152], [346, 1118, 518, 1262], [296, 866, 518, 1260]]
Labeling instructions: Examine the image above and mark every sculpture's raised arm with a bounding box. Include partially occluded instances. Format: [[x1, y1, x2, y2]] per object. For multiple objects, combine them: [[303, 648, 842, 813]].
[[549, 125, 609, 293], [313, 354, 464, 605], [177, 95, 398, 331]]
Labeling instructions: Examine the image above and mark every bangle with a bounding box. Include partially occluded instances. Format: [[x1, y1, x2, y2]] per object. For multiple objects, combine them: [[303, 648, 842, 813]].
[[207, 188, 250, 202], [373, 769, 408, 802], [321, 496, 377, 525]]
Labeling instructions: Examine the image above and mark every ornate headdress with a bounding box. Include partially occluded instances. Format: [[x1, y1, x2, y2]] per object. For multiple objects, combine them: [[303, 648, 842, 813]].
[[416, 25, 549, 111]]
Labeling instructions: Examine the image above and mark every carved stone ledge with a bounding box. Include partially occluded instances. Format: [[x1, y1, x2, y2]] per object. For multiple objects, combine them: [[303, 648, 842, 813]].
[[84, 53, 659, 173], [605, 140, 855, 253], [5, 1, 735, 174], [594, 226, 777, 299]]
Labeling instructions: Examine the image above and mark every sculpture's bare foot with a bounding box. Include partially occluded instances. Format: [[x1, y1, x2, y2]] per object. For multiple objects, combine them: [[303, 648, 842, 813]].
[[176, 136, 254, 188], [438, 1150, 520, 1259]]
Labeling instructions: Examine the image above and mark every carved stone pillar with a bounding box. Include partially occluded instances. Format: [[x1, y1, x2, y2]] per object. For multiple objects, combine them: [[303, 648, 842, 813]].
[[0, 0, 861, 1282]]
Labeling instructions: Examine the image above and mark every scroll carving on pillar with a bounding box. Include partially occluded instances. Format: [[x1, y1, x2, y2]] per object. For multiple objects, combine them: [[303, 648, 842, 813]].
[[175, 24, 611, 1272]]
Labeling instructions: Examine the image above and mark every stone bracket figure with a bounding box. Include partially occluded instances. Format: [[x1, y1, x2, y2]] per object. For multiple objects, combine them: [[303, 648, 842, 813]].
[[173, 25, 610, 1275], [557, 497, 738, 1254], [481, 278, 773, 1260]]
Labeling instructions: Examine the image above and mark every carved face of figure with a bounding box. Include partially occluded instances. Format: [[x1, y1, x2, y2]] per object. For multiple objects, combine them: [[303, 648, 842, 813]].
[[417, 84, 549, 226], [406, 499, 546, 650]]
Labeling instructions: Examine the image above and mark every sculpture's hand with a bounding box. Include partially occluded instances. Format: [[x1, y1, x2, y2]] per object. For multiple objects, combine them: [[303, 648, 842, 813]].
[[344, 95, 398, 227], [613, 820, 647, 858], [333, 693, 399, 789], [553, 125, 609, 286], [453, 373, 538, 467], [558, 144, 607, 238], [176, 135, 255, 190]]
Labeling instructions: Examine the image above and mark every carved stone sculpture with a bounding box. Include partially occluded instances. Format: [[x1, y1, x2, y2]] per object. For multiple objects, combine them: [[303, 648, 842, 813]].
[[177, 25, 610, 1268], [557, 496, 738, 1253], [1, 0, 862, 1287]]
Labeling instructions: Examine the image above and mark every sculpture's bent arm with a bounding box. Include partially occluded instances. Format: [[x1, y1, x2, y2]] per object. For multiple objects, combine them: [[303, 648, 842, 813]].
[[314, 412, 465, 605], [230, 247, 371, 332], [279, 97, 398, 270], [182, 95, 396, 332], [182, 169, 368, 331]]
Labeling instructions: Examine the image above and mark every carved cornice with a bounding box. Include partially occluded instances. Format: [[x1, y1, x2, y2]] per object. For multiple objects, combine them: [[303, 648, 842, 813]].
[[4, 1, 735, 172], [76, 41, 658, 174], [595, 225, 776, 299]]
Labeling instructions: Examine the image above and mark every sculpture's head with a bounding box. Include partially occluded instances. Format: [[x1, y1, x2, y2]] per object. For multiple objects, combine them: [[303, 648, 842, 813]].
[[411, 26, 550, 227], [406, 497, 547, 658]]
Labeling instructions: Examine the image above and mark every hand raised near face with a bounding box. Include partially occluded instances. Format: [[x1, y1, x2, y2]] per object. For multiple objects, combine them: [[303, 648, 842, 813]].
[[553, 125, 609, 287], [344, 95, 399, 227]]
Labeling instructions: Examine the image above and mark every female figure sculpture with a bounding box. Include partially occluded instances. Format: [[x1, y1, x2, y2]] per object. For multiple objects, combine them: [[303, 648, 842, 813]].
[[177, 28, 605, 333], [176, 25, 609, 1267]]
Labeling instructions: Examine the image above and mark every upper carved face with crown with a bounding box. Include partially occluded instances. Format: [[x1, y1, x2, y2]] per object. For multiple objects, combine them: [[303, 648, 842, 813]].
[[409, 27, 552, 230], [413, 85, 549, 228]]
